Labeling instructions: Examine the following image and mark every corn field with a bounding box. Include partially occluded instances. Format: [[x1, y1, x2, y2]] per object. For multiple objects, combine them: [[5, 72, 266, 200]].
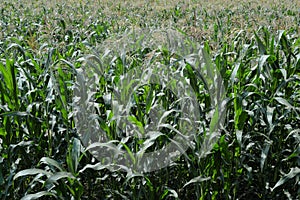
[[0, 0, 299, 199]]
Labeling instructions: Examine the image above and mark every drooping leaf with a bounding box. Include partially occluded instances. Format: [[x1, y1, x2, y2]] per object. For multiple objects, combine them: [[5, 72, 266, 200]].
[[39, 157, 64, 172], [272, 167, 300, 191], [183, 176, 211, 188], [274, 97, 294, 109], [21, 191, 56, 200], [46, 172, 75, 185], [14, 169, 52, 180]]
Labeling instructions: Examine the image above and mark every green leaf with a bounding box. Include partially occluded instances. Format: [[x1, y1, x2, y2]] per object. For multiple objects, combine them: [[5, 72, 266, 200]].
[[162, 188, 178, 198], [40, 157, 64, 172], [237, 110, 248, 130], [71, 138, 82, 173], [236, 130, 243, 146], [266, 106, 275, 128], [79, 163, 112, 173], [14, 169, 52, 180], [254, 31, 267, 55], [85, 141, 119, 152], [258, 55, 270, 73], [260, 142, 271, 172], [127, 115, 144, 134], [274, 97, 294, 109], [46, 172, 75, 185], [210, 105, 220, 133], [21, 191, 56, 200], [272, 167, 300, 191], [0, 111, 28, 117], [230, 62, 240, 83], [183, 176, 211, 188], [0, 62, 13, 92], [138, 131, 164, 155], [120, 142, 136, 165]]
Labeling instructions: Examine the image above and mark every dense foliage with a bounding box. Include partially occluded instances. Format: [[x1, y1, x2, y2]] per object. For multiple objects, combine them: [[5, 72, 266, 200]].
[[0, 0, 299, 199]]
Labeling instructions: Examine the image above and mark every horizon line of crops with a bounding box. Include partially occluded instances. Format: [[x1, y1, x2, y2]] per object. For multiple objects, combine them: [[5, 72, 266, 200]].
[[0, 0, 299, 199]]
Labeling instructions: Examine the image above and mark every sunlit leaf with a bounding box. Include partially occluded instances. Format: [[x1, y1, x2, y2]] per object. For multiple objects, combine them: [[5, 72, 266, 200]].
[[21, 191, 56, 200], [272, 167, 300, 191]]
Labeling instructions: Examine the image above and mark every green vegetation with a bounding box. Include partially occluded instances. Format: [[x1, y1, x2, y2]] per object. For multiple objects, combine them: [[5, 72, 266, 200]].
[[0, 0, 299, 199]]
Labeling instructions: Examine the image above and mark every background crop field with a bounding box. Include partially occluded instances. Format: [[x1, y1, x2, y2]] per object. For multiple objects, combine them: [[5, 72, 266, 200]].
[[0, 0, 299, 199]]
